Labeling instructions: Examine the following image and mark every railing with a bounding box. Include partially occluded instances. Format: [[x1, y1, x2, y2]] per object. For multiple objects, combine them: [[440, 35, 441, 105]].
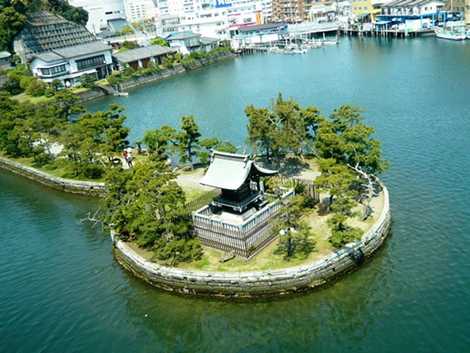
[[192, 189, 294, 239]]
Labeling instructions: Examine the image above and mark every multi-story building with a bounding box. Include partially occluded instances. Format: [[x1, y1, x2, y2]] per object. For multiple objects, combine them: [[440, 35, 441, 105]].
[[14, 11, 113, 87], [351, 0, 381, 20], [156, 0, 263, 39], [123, 0, 158, 22], [69, 0, 126, 33], [382, 0, 445, 16], [272, 0, 305, 23]]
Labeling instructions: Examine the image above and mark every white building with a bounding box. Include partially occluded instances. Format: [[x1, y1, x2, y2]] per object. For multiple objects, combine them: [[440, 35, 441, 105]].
[[155, 0, 264, 39], [123, 0, 158, 22], [30, 41, 113, 87], [382, 0, 445, 16], [69, 0, 126, 34]]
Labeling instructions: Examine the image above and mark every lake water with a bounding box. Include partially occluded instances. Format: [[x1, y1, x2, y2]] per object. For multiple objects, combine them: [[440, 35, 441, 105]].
[[1, 37, 470, 353]]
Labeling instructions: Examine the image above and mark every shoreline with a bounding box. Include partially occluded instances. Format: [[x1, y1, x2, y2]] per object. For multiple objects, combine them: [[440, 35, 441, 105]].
[[113, 184, 391, 299], [0, 156, 105, 197], [0, 155, 392, 298]]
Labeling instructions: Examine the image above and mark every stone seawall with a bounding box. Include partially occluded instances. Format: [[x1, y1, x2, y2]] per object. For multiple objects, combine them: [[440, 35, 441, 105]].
[[117, 53, 237, 92], [114, 184, 391, 298], [0, 157, 105, 197]]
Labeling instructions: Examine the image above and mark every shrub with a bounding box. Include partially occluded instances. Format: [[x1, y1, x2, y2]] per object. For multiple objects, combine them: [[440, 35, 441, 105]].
[[32, 145, 53, 167], [79, 74, 97, 89], [26, 79, 47, 97], [153, 238, 203, 265], [80, 163, 104, 179]]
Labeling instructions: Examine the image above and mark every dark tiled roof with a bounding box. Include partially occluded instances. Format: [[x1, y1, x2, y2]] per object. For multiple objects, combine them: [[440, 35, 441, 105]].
[[33, 41, 111, 62], [114, 45, 176, 63], [34, 51, 63, 62], [16, 11, 96, 58], [53, 41, 111, 59]]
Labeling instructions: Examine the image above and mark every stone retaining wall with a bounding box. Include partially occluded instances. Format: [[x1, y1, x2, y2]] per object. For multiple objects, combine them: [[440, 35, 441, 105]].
[[0, 157, 105, 197], [117, 53, 237, 92], [114, 184, 391, 298], [76, 88, 107, 102]]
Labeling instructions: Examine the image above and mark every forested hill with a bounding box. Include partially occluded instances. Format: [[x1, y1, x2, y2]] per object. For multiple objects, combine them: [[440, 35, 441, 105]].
[[0, 0, 88, 51]]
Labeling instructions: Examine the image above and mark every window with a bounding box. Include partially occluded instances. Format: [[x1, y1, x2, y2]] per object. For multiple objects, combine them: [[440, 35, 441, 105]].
[[76, 55, 105, 70], [40, 64, 66, 76]]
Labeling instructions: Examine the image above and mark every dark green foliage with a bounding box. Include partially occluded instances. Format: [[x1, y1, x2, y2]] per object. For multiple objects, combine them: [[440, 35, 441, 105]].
[[120, 41, 139, 50], [62, 104, 129, 178], [103, 159, 202, 264], [274, 195, 316, 259], [31, 145, 53, 167], [3, 65, 30, 95], [153, 238, 203, 265], [25, 78, 47, 96], [246, 93, 322, 162], [327, 214, 363, 248], [315, 158, 364, 248], [315, 105, 388, 175], [0, 6, 26, 50], [176, 115, 201, 166], [79, 73, 97, 89], [143, 125, 176, 161]]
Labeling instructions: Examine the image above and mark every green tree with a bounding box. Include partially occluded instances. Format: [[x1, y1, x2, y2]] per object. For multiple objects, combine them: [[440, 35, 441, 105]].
[[314, 158, 364, 248], [103, 159, 202, 264], [0, 6, 26, 50], [175, 115, 201, 166], [143, 125, 176, 161], [314, 158, 358, 205], [62, 105, 129, 178], [79, 73, 97, 89], [246, 94, 322, 162], [274, 195, 316, 259], [198, 137, 236, 165], [150, 36, 169, 47]]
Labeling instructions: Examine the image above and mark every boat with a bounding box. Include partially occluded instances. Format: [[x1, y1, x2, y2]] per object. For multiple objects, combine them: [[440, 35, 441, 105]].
[[114, 92, 129, 97], [435, 26, 466, 41], [467, 29, 470, 39]]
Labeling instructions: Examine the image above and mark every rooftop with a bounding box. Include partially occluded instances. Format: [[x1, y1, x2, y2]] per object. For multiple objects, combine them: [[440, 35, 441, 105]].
[[238, 23, 288, 33], [200, 151, 277, 191], [165, 31, 201, 41], [33, 41, 112, 62], [199, 37, 219, 45], [15, 11, 97, 59], [384, 0, 444, 7], [114, 45, 176, 63]]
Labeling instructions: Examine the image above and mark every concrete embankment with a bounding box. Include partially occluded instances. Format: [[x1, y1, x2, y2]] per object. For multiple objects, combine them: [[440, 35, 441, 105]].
[[114, 184, 391, 298], [116, 53, 237, 92], [0, 157, 105, 197]]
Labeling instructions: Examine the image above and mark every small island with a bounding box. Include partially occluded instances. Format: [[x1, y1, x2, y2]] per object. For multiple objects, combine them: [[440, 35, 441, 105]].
[[0, 89, 391, 297]]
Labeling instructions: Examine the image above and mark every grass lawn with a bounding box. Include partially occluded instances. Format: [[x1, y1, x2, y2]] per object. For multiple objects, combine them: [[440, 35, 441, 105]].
[[11, 93, 54, 105], [2, 154, 105, 183]]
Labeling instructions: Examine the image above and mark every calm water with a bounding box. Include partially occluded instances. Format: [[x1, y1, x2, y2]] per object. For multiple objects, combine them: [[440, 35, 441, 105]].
[[2, 37, 470, 353]]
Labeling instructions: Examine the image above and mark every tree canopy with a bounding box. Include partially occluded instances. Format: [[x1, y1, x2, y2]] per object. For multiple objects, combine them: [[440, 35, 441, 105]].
[[246, 93, 322, 162], [274, 195, 316, 259], [103, 159, 202, 264]]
